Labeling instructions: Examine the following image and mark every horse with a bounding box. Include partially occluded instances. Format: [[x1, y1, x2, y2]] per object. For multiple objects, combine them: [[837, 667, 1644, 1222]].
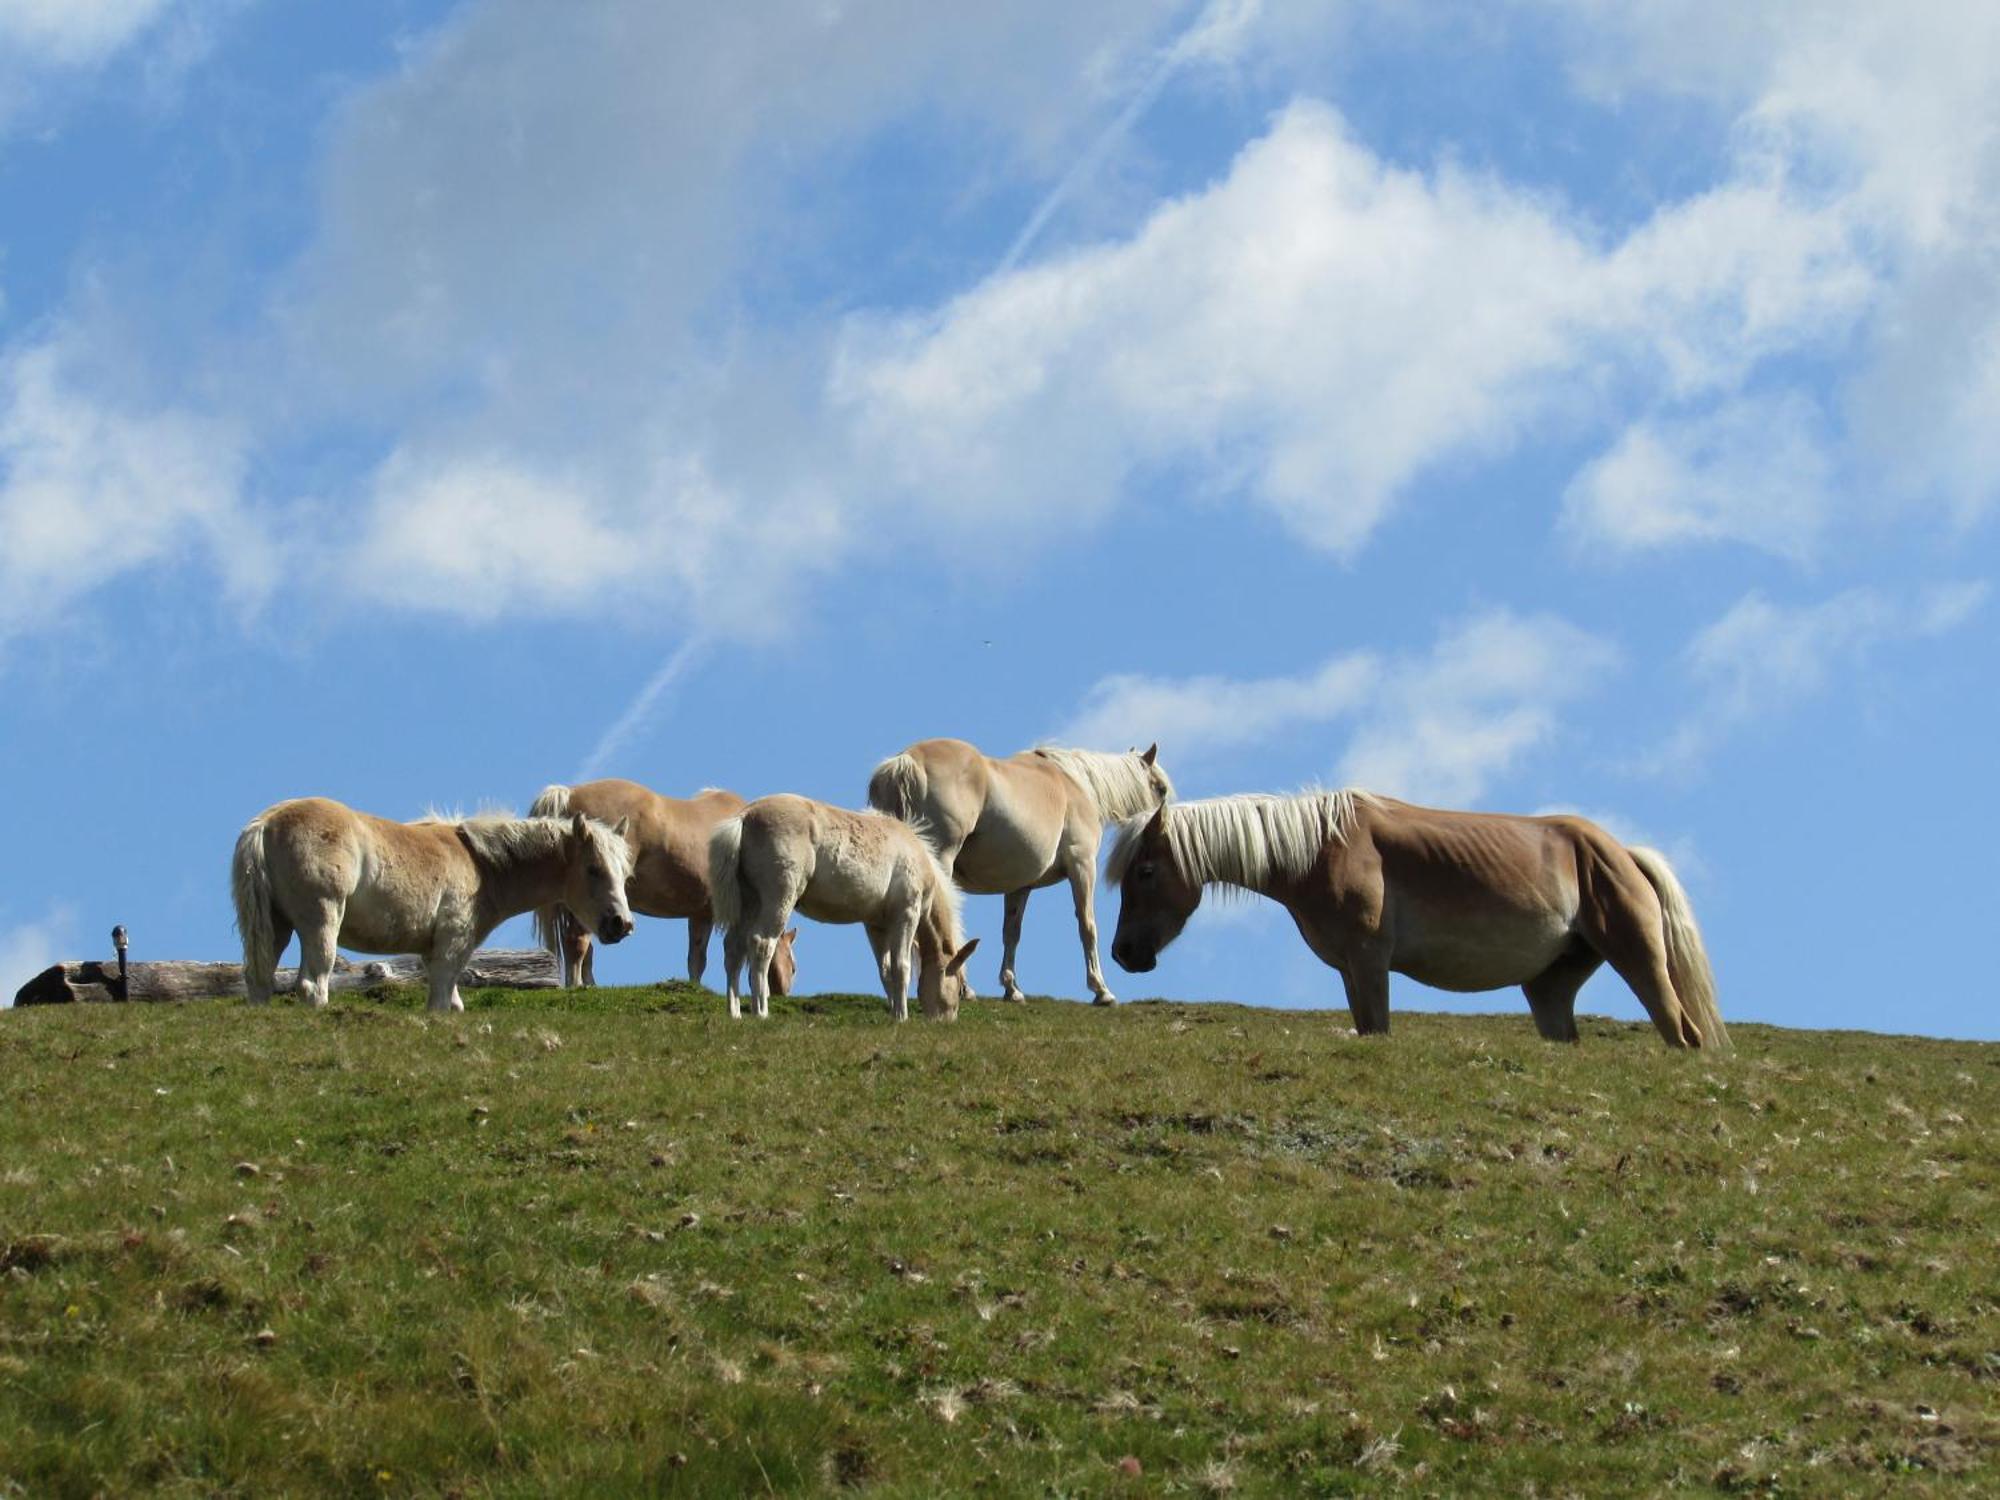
[[866, 740, 1173, 1004], [231, 798, 636, 1014], [707, 794, 979, 1021], [528, 780, 797, 995], [1106, 790, 1729, 1051]]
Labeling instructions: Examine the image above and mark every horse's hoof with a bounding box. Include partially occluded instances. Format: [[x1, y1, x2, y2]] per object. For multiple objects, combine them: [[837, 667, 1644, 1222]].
[[1002, 989, 1027, 1004], [1092, 993, 1118, 1007]]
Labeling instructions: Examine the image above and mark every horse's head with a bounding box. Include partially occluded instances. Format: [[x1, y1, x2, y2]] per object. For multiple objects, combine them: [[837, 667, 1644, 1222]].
[[1133, 743, 1174, 809], [769, 928, 799, 997], [565, 813, 635, 946], [1109, 802, 1200, 973], [918, 935, 980, 1020]]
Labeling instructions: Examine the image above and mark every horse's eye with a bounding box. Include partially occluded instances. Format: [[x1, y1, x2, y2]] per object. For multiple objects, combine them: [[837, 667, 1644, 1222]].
[[1136, 861, 1156, 881]]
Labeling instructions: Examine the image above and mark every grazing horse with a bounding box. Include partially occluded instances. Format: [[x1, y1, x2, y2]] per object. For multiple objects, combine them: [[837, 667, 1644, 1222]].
[[232, 798, 635, 1014], [1107, 790, 1728, 1051], [708, 794, 978, 1021], [866, 740, 1173, 1004], [528, 780, 796, 995]]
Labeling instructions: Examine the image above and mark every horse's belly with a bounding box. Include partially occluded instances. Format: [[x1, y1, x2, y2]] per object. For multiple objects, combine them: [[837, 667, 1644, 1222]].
[[952, 826, 1063, 893], [1392, 910, 1574, 993], [337, 887, 433, 955]]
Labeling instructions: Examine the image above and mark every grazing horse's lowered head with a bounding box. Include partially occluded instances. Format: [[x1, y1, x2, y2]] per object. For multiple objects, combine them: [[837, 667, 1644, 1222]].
[[1107, 803, 1201, 973], [770, 928, 800, 997], [561, 812, 638, 946]]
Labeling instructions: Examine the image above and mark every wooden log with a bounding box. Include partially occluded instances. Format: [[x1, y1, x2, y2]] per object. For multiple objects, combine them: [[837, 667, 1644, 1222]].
[[11, 949, 560, 1007]]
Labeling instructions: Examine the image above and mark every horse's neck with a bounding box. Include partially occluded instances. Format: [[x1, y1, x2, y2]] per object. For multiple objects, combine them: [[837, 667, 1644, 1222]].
[[1170, 799, 1320, 905], [464, 829, 570, 925]]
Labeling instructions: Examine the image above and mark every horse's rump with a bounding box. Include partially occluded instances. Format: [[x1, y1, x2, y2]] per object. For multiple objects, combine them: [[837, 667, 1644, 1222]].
[[866, 752, 929, 823]]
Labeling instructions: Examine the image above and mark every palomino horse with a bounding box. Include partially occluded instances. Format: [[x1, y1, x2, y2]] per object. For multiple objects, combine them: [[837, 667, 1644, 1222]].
[[232, 798, 635, 1014], [708, 794, 978, 1021], [1107, 791, 1728, 1051], [529, 780, 796, 995], [866, 741, 1173, 1004]]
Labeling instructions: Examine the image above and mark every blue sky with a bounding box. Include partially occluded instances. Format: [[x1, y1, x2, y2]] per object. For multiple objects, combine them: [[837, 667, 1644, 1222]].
[[2, 0, 1995, 1038]]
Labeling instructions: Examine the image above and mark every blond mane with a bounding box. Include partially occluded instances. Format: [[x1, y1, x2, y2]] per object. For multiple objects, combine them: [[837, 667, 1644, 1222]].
[[1030, 745, 1175, 822], [871, 808, 964, 943], [1107, 789, 1374, 890], [429, 809, 632, 883]]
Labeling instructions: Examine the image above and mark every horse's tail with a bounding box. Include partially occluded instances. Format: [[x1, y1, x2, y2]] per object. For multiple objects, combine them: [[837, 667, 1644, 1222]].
[[867, 750, 927, 822], [707, 816, 746, 933], [231, 814, 277, 988], [527, 785, 573, 966], [1627, 846, 1730, 1053]]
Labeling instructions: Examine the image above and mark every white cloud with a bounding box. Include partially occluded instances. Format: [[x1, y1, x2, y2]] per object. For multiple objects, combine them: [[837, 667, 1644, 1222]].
[[0, 330, 267, 651], [0, 904, 69, 1008], [1339, 612, 1619, 804], [1545, 0, 2000, 521], [1057, 651, 1380, 759], [1563, 394, 1833, 560], [835, 100, 1868, 559], [1656, 580, 1990, 770], [0, 0, 172, 68], [1056, 609, 1616, 806]]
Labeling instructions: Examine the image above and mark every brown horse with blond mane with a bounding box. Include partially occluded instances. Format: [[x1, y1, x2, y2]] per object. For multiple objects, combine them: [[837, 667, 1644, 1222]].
[[1108, 790, 1727, 1050]]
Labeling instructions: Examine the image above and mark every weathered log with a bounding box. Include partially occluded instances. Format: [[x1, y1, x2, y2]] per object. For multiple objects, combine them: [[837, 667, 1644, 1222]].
[[11, 949, 560, 1007]]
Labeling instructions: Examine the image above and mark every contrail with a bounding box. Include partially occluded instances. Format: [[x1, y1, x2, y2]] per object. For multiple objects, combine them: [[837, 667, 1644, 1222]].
[[578, 634, 708, 781], [995, 0, 1260, 277]]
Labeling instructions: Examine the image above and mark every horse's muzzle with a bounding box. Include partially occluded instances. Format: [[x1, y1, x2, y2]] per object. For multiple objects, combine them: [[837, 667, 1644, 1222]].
[[1111, 939, 1154, 974], [598, 914, 634, 945]]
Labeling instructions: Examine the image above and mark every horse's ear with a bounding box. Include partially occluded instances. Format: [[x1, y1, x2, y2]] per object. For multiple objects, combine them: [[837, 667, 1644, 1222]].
[[1140, 743, 1158, 768], [569, 812, 588, 842], [611, 816, 631, 839], [1144, 803, 1169, 841], [946, 938, 979, 976], [782, 928, 798, 946]]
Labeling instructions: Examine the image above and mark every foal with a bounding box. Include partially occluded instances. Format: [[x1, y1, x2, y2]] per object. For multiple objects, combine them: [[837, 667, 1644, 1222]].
[[709, 794, 977, 1021], [232, 798, 634, 1013]]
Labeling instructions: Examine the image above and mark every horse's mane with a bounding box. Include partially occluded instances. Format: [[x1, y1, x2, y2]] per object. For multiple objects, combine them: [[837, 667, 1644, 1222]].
[[423, 809, 632, 881], [1029, 745, 1175, 822], [867, 807, 964, 945], [1106, 789, 1374, 891]]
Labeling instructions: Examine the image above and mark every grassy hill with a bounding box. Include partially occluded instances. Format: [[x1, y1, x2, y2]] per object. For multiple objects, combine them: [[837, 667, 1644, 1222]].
[[2, 985, 1994, 1496]]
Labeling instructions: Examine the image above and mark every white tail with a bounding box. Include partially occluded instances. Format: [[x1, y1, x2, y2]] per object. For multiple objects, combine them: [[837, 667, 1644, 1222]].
[[231, 815, 277, 997], [866, 752, 927, 822], [707, 816, 746, 932], [527, 784, 573, 962], [1627, 846, 1730, 1053]]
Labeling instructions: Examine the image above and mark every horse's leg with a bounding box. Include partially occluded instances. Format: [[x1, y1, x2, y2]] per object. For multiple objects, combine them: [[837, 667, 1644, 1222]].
[[1065, 861, 1115, 1005], [295, 900, 342, 1009], [998, 889, 1030, 1003], [1337, 958, 1391, 1035], [721, 927, 746, 1019], [746, 931, 778, 1020], [687, 910, 713, 987], [1579, 898, 1697, 1049], [883, 918, 915, 1023], [1522, 944, 1600, 1043], [427, 960, 467, 1013]]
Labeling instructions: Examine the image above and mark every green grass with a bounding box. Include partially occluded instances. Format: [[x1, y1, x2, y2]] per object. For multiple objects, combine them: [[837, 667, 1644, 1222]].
[[2, 985, 1995, 1496]]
